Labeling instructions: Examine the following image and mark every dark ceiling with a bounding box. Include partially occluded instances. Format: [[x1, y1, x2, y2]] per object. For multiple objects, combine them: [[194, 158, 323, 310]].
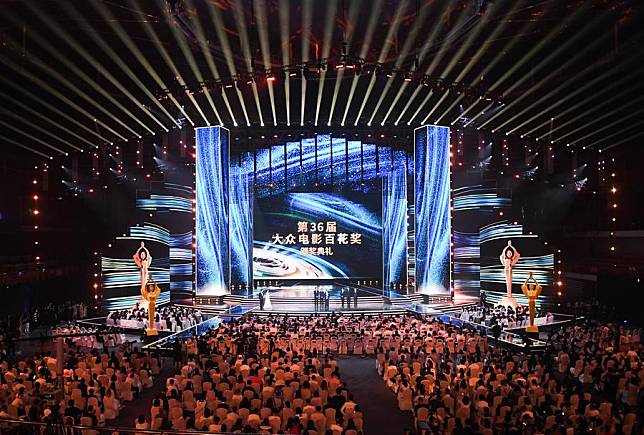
[[0, 0, 642, 161]]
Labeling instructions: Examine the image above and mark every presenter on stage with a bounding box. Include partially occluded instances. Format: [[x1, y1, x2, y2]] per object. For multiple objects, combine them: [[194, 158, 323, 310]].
[[499, 240, 520, 308]]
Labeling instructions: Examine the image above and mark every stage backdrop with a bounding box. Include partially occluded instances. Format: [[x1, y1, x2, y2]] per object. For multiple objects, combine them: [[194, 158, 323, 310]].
[[196, 126, 453, 295], [253, 191, 382, 280]]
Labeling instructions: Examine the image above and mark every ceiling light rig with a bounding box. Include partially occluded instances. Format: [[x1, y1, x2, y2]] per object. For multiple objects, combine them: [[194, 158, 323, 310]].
[[154, 56, 505, 112]]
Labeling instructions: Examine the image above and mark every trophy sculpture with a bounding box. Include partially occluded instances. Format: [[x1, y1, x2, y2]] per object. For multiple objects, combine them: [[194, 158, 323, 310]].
[[133, 242, 160, 336], [142, 280, 161, 336], [521, 272, 542, 333], [499, 240, 521, 308]]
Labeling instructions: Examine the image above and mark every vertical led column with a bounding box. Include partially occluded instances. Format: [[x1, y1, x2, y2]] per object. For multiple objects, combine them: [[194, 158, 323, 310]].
[[415, 125, 452, 295], [196, 126, 230, 295]]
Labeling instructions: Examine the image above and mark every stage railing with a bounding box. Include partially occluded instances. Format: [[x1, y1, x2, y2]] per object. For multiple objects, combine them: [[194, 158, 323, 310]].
[[0, 418, 260, 435], [142, 304, 252, 350], [435, 313, 547, 350]]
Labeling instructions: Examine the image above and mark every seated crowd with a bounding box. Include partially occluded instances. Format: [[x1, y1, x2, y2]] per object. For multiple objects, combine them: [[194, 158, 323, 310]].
[[107, 304, 205, 331], [0, 342, 160, 427], [378, 315, 642, 434], [143, 315, 364, 434], [0, 307, 641, 435], [456, 304, 555, 329]]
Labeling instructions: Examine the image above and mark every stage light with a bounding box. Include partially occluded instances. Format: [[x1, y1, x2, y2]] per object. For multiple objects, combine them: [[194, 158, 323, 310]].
[[33, 209, 39, 215]]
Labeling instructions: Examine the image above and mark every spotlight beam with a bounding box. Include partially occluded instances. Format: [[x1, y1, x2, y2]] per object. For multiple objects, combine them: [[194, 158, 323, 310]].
[[583, 120, 644, 150], [0, 135, 52, 159], [183, 0, 225, 125], [548, 94, 644, 142], [436, 94, 465, 125], [421, 90, 450, 125], [0, 119, 68, 155], [0, 76, 112, 145], [314, 0, 338, 127], [530, 68, 644, 139], [341, 0, 383, 126], [457, 0, 549, 121], [208, 3, 250, 126], [0, 109, 83, 152], [355, 0, 407, 125], [91, 1, 183, 127], [301, 0, 313, 127], [554, 103, 644, 144], [396, 4, 471, 126], [480, 21, 614, 131], [599, 131, 644, 152], [279, 0, 291, 125], [0, 55, 127, 140], [161, 1, 212, 126], [254, 1, 278, 126], [13, 4, 151, 136], [407, 90, 434, 125], [328, 0, 361, 126], [464, 101, 496, 127], [508, 61, 642, 135], [488, 3, 591, 93], [449, 99, 482, 126], [230, 0, 265, 127], [492, 32, 629, 134], [421, 3, 500, 126], [455, 0, 525, 84], [364, 2, 414, 126], [55, 3, 169, 132], [373, 1, 433, 125], [129, 0, 196, 126], [0, 90, 98, 149]]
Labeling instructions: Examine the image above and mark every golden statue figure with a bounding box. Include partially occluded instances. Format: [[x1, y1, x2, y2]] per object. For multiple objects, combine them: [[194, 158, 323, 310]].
[[142, 280, 161, 336], [521, 272, 542, 333], [499, 240, 521, 308]]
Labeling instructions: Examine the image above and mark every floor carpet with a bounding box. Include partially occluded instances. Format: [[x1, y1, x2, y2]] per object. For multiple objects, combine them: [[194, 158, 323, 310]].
[[337, 357, 415, 435]]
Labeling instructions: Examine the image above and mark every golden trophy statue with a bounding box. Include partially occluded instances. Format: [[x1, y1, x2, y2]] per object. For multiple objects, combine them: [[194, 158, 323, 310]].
[[521, 272, 542, 333], [142, 280, 161, 336]]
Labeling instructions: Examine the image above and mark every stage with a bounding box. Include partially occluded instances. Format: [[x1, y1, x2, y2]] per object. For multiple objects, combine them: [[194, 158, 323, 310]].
[[195, 285, 478, 316]]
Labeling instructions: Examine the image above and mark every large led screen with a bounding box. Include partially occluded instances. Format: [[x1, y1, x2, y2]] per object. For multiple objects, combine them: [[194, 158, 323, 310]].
[[253, 192, 382, 280]]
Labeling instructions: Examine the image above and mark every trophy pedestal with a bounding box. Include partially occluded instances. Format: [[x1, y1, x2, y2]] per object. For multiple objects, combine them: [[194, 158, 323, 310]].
[[497, 296, 519, 309], [145, 328, 159, 336]]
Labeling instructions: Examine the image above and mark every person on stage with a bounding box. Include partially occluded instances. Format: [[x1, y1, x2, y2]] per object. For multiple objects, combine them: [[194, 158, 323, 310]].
[[263, 289, 272, 310], [353, 288, 358, 307], [259, 290, 265, 311]]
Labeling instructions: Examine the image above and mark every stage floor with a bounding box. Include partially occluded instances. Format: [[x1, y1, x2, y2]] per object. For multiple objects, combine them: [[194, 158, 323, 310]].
[[242, 284, 476, 315]]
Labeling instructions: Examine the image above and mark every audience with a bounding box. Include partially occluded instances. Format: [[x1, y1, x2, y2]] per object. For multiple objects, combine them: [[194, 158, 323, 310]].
[[149, 314, 365, 434], [0, 306, 641, 435], [456, 303, 555, 330], [107, 304, 204, 332], [0, 341, 160, 427]]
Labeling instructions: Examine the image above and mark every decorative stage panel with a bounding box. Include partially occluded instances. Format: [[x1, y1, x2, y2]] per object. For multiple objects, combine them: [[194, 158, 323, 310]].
[[382, 155, 408, 290], [415, 125, 451, 295], [196, 126, 230, 295], [229, 166, 253, 290]]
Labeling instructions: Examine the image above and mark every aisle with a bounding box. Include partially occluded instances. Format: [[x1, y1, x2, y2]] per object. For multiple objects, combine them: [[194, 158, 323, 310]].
[[337, 357, 414, 435], [110, 357, 173, 427]]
